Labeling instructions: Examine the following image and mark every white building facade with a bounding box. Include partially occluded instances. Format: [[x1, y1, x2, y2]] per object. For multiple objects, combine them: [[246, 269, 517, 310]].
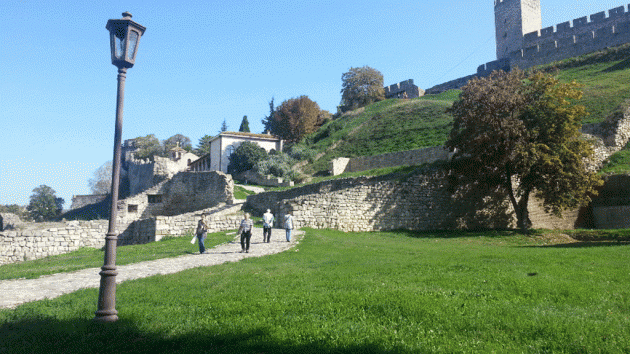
[[189, 132, 283, 174]]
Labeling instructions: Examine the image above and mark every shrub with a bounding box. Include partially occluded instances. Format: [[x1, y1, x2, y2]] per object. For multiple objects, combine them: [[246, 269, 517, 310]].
[[255, 153, 297, 179], [227, 142, 268, 175], [287, 145, 317, 162]]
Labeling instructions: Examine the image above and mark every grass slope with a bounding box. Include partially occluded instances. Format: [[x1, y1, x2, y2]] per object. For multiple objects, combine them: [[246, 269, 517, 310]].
[[539, 43, 630, 125], [1, 229, 628, 353], [301, 91, 456, 174], [295, 45, 630, 175]]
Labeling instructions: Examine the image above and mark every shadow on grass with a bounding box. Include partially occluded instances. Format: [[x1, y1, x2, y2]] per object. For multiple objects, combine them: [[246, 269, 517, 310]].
[[602, 57, 630, 73], [527, 241, 630, 249], [0, 316, 404, 354], [391, 228, 524, 239]]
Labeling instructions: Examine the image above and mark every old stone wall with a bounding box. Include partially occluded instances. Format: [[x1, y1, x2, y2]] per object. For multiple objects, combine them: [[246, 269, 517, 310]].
[[0, 213, 23, 231], [425, 74, 476, 95], [0, 203, 244, 265], [153, 204, 243, 240], [427, 4, 630, 94], [384, 80, 425, 99], [330, 146, 452, 175], [348, 147, 452, 174], [511, 13, 630, 70], [117, 171, 234, 225], [70, 194, 108, 210], [246, 170, 581, 232], [0, 220, 108, 265]]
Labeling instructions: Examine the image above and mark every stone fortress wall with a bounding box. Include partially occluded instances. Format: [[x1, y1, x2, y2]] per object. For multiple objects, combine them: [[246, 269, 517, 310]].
[[508, 4, 630, 70], [427, 2, 630, 94], [246, 171, 579, 233], [329, 146, 452, 176], [0, 220, 109, 265], [70, 194, 108, 210], [0, 204, 243, 266], [0, 171, 237, 265], [384, 79, 425, 99]]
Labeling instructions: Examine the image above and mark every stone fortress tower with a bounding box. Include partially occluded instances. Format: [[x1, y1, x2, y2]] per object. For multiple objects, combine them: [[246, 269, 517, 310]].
[[495, 0, 542, 59]]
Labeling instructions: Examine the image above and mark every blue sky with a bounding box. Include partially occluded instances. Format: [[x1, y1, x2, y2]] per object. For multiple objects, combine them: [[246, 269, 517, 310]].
[[0, 0, 624, 208]]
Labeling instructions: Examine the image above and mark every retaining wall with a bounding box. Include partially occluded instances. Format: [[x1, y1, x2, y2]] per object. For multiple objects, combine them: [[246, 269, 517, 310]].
[[330, 146, 452, 175], [0, 204, 244, 266], [0, 221, 108, 265], [246, 170, 580, 233]]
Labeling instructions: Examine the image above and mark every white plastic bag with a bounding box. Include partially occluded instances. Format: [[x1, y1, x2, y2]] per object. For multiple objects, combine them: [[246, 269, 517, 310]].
[[190, 235, 197, 244]]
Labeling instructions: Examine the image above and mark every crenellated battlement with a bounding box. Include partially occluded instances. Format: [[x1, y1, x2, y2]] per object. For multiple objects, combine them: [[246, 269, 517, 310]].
[[428, 1, 630, 94], [522, 5, 630, 47], [383, 79, 425, 99], [508, 7, 630, 70], [493, 2, 630, 72]]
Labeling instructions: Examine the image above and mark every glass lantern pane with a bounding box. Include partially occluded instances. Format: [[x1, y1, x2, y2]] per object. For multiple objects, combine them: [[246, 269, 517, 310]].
[[128, 31, 139, 60], [114, 28, 127, 60]]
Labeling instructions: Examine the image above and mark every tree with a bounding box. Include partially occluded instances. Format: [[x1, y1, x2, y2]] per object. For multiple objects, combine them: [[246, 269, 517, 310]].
[[446, 69, 602, 231], [340, 66, 385, 112], [227, 141, 268, 175], [272, 95, 322, 142], [239, 115, 250, 132], [89, 161, 112, 194], [133, 134, 163, 160], [27, 185, 64, 221], [163, 134, 192, 152], [195, 134, 213, 156], [262, 97, 275, 134], [220, 119, 228, 133]]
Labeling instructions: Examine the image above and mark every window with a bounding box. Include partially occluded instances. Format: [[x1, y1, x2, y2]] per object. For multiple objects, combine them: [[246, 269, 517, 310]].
[[226, 145, 235, 157], [128, 204, 138, 213], [148, 195, 162, 203]]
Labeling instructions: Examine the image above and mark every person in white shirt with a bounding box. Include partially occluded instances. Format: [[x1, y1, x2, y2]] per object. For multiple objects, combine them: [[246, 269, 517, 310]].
[[262, 209, 274, 243]]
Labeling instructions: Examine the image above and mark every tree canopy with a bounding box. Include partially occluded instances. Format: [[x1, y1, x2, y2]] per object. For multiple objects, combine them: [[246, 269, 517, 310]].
[[195, 134, 213, 156], [239, 115, 250, 132], [132, 134, 163, 161], [272, 95, 322, 142], [163, 134, 192, 152], [221, 119, 228, 133], [27, 185, 64, 221], [227, 141, 268, 175], [261, 97, 275, 134], [446, 69, 602, 231], [89, 161, 112, 195], [340, 66, 385, 112]]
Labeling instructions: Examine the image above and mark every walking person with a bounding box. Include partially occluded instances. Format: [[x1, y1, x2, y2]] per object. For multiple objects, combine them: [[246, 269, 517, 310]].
[[196, 213, 209, 254], [284, 212, 294, 242], [262, 209, 274, 243], [238, 213, 254, 253]]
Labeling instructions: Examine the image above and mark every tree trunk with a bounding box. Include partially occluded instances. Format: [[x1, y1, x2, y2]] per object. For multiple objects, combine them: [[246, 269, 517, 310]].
[[505, 172, 532, 232], [515, 191, 532, 232]]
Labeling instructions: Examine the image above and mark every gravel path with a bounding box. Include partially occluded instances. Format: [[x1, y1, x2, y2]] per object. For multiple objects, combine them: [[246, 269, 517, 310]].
[[0, 228, 302, 309]]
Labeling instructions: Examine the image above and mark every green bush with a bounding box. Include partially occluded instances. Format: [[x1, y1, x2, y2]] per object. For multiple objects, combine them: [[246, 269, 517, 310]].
[[227, 142, 268, 175], [287, 145, 317, 162], [255, 153, 297, 180]]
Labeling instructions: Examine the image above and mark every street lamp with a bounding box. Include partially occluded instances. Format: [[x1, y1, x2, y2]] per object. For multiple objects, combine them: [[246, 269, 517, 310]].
[[95, 12, 146, 323]]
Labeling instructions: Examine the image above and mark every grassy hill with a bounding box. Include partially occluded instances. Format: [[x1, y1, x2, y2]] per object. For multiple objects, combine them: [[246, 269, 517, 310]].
[[297, 90, 457, 175], [295, 44, 630, 175]]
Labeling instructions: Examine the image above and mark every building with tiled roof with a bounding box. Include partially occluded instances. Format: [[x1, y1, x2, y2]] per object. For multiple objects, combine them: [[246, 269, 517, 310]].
[[189, 132, 283, 174]]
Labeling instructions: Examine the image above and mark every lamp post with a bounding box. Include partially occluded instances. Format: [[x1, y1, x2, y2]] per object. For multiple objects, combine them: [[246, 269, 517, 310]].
[[95, 12, 146, 323]]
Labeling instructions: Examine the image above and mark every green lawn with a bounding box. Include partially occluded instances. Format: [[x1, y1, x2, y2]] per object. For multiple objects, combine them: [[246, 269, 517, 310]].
[[0, 231, 235, 280], [1, 228, 628, 353]]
